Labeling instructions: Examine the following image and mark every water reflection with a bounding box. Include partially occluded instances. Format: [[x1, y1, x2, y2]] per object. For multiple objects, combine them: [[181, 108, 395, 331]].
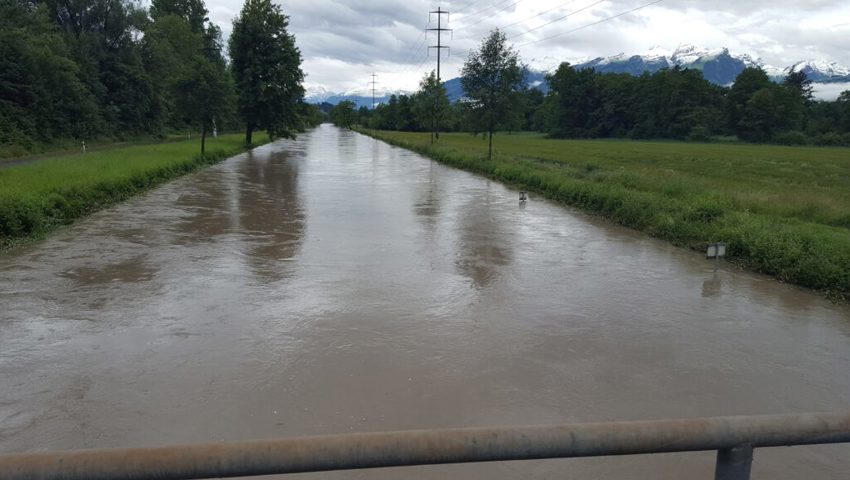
[[454, 188, 512, 289], [414, 163, 442, 230], [58, 255, 156, 285], [237, 150, 305, 283], [174, 170, 233, 244], [702, 274, 722, 298]]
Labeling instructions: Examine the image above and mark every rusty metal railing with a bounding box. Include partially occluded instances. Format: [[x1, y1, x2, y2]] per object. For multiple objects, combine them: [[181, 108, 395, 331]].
[[2, 413, 849, 480]]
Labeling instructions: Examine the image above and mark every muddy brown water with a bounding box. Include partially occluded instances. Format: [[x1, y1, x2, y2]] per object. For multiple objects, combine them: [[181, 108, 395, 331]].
[[2, 124, 849, 479]]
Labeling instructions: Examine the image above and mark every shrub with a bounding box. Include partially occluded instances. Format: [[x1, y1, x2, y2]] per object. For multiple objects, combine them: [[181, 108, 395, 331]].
[[773, 130, 809, 146], [687, 126, 712, 142]]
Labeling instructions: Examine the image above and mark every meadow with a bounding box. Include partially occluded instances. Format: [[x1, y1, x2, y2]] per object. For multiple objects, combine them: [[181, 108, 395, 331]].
[[366, 130, 850, 298], [0, 133, 269, 249]]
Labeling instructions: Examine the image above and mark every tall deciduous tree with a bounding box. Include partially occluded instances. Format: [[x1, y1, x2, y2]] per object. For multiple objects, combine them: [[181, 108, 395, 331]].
[[150, 0, 209, 33], [727, 67, 771, 133], [413, 71, 450, 143], [175, 55, 233, 155], [461, 30, 524, 159], [229, 0, 304, 145]]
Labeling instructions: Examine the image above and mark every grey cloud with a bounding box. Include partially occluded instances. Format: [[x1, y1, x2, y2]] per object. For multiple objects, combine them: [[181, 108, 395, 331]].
[[202, 0, 850, 92]]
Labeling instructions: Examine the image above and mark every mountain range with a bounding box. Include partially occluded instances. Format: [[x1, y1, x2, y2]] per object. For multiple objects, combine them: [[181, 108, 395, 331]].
[[306, 45, 850, 106]]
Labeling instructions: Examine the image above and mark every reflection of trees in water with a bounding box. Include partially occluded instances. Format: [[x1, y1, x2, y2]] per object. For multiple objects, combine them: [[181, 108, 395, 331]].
[[175, 171, 233, 243], [238, 151, 305, 283], [454, 190, 512, 289], [414, 164, 441, 234]]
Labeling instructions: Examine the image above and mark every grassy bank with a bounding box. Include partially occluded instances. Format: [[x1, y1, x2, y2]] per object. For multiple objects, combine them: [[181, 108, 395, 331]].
[[0, 133, 269, 249], [364, 130, 850, 299]]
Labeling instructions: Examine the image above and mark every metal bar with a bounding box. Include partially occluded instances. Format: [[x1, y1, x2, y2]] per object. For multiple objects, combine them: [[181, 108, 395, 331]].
[[1, 413, 849, 480], [715, 445, 754, 480]]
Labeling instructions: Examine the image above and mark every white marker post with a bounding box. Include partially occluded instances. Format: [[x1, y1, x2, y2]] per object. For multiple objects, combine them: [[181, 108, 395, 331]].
[[707, 242, 727, 271]]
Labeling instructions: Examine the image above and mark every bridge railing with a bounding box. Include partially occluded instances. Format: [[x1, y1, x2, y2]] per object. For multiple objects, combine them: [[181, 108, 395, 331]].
[[2, 412, 849, 480]]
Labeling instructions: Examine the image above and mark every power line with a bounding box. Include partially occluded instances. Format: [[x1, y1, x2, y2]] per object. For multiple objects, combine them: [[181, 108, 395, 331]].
[[463, 0, 525, 28], [499, 0, 578, 31], [452, 0, 486, 15], [460, 0, 516, 23], [507, 0, 607, 40], [452, 0, 577, 43], [518, 0, 666, 48]]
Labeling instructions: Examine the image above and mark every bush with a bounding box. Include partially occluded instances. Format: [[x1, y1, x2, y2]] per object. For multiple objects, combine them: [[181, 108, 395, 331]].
[[687, 126, 712, 142], [812, 132, 847, 146], [773, 130, 809, 146]]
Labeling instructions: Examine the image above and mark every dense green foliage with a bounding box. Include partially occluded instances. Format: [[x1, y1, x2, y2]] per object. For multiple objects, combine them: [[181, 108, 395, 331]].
[[329, 101, 357, 129], [413, 71, 450, 143], [354, 30, 850, 146], [229, 0, 305, 144], [461, 30, 524, 159], [0, 0, 315, 157], [364, 130, 850, 297], [0, 133, 269, 247]]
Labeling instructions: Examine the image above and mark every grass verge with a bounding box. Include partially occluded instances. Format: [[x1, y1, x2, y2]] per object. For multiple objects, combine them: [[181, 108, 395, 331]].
[[361, 129, 850, 300], [0, 133, 270, 250]]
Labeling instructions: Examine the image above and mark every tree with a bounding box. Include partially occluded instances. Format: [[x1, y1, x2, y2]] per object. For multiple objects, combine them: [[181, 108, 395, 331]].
[[836, 90, 850, 133], [329, 101, 356, 129], [174, 55, 233, 155], [783, 70, 814, 104], [461, 29, 524, 159], [727, 67, 771, 134], [229, 0, 304, 145], [413, 71, 450, 143], [141, 14, 203, 130], [150, 0, 209, 33], [738, 85, 802, 142]]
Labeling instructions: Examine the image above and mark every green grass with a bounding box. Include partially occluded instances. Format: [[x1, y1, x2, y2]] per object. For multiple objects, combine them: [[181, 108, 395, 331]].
[[0, 133, 269, 249], [365, 130, 850, 299]]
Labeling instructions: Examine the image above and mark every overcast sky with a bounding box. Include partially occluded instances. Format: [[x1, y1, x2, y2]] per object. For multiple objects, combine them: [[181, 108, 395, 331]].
[[203, 0, 850, 95]]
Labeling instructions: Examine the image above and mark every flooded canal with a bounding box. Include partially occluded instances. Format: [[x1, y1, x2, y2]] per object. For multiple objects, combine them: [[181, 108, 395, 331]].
[[1, 124, 849, 479]]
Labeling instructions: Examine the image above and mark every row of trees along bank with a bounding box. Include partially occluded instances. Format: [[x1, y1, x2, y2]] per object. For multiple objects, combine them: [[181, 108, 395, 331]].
[[0, 0, 322, 157], [333, 30, 850, 149]]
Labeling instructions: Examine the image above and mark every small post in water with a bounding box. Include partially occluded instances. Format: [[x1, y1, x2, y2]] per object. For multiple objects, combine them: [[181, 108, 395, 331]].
[[519, 191, 528, 203], [707, 242, 727, 271]]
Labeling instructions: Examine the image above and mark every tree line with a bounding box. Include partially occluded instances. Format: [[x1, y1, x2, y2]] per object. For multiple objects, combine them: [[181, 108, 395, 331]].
[[334, 30, 850, 148], [0, 0, 321, 156]]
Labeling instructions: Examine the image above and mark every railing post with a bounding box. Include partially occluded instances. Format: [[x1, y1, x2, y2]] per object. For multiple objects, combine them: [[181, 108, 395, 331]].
[[714, 445, 753, 480]]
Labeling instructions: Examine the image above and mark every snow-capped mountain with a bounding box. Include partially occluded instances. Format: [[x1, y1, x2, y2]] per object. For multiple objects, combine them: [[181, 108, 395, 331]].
[[307, 88, 413, 109], [307, 46, 850, 105], [785, 60, 850, 83], [304, 83, 335, 103], [573, 44, 850, 86]]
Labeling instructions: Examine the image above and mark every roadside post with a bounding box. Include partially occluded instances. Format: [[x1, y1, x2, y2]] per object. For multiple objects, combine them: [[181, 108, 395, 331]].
[[707, 242, 727, 271]]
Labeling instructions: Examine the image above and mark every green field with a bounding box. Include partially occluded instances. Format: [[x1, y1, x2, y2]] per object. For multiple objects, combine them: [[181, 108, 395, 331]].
[[366, 130, 850, 298], [0, 133, 269, 249]]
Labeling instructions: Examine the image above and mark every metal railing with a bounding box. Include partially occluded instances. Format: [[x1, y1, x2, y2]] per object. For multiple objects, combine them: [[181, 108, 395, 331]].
[[2, 413, 849, 480]]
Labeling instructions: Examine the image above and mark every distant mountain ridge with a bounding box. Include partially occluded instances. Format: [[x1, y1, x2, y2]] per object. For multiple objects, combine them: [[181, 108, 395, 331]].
[[573, 44, 850, 85], [306, 45, 850, 105]]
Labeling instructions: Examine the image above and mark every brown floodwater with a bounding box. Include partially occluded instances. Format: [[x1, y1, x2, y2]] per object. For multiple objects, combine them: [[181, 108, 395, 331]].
[[1, 125, 849, 479]]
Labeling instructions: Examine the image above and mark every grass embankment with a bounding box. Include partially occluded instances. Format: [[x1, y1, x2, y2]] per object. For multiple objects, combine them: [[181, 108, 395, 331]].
[[0, 133, 269, 249], [366, 130, 850, 299]]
